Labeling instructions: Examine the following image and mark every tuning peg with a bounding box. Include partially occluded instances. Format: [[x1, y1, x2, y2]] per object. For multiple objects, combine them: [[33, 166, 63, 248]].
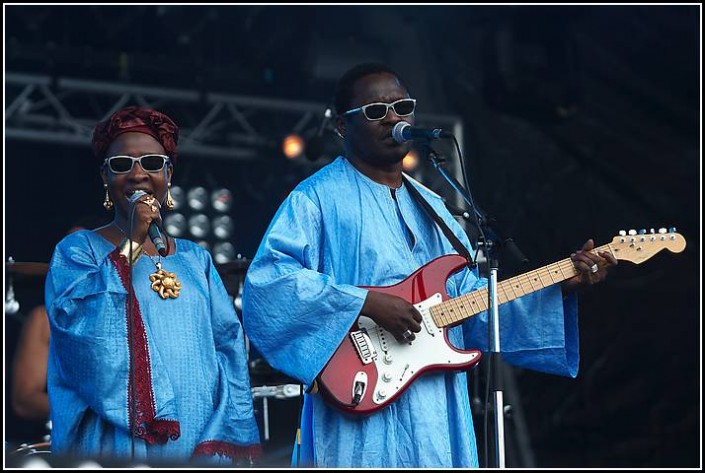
[[638, 229, 646, 234], [668, 227, 677, 233], [619, 230, 627, 237], [650, 228, 656, 233], [658, 228, 667, 234], [628, 229, 637, 235]]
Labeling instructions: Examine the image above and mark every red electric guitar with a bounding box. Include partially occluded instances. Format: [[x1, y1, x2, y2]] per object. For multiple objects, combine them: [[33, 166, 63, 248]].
[[317, 229, 686, 415]]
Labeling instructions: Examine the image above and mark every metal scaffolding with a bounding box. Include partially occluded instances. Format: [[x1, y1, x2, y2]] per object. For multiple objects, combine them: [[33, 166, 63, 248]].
[[5, 72, 463, 163]]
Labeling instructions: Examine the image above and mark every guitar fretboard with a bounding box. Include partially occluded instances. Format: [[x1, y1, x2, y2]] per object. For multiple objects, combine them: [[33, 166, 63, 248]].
[[430, 244, 614, 328]]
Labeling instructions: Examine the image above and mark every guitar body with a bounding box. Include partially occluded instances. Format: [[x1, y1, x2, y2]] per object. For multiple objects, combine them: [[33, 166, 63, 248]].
[[318, 254, 482, 415]]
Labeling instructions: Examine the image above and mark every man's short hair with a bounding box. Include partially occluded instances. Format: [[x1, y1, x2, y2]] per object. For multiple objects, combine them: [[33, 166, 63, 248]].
[[333, 62, 409, 116]]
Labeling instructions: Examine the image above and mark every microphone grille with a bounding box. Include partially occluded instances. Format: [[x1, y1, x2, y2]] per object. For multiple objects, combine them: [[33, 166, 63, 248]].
[[392, 122, 410, 144], [127, 190, 147, 203]]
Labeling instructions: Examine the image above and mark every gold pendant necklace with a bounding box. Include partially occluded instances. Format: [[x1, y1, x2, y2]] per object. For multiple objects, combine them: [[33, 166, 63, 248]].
[[145, 252, 182, 299]]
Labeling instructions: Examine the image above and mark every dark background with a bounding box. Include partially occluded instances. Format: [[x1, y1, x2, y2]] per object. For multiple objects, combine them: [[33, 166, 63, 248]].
[[4, 5, 700, 468]]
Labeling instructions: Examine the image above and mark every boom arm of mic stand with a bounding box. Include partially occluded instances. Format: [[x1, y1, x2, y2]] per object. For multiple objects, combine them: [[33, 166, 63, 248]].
[[427, 151, 479, 220], [427, 150, 529, 267]]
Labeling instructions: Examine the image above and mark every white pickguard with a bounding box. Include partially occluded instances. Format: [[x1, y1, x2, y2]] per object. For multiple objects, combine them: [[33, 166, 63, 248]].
[[356, 292, 480, 406]]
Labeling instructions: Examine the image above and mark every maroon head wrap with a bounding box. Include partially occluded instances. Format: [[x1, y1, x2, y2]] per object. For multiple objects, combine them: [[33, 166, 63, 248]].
[[91, 106, 179, 162]]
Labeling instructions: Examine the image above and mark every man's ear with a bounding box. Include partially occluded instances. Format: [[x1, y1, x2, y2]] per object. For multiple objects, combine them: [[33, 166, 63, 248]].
[[335, 116, 346, 139]]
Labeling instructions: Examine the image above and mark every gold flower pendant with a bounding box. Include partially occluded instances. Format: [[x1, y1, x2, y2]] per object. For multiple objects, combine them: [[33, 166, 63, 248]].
[[149, 268, 182, 299]]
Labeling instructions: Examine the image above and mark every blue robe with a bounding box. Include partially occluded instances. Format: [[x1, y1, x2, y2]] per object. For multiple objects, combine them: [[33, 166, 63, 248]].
[[242, 157, 578, 468], [46, 231, 261, 464]]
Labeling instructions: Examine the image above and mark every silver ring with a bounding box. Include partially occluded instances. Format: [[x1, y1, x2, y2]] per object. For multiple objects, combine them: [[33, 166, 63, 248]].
[[590, 263, 599, 274], [402, 329, 413, 340]]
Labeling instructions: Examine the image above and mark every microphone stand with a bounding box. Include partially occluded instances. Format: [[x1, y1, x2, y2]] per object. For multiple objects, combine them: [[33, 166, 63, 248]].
[[425, 144, 527, 468]]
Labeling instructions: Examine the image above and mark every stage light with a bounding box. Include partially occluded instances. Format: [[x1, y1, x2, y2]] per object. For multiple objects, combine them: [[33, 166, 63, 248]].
[[188, 213, 211, 238], [187, 186, 209, 211], [211, 188, 233, 213], [282, 133, 305, 159], [213, 242, 236, 264], [163, 184, 242, 266], [163, 213, 187, 237], [169, 185, 185, 210], [402, 150, 419, 172], [212, 215, 234, 239]]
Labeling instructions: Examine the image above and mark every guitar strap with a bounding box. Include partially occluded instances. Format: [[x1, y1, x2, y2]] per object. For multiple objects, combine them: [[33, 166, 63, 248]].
[[402, 175, 475, 266]]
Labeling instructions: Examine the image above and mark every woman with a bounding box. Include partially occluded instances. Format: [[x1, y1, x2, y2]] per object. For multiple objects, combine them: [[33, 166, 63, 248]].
[[45, 106, 261, 465]]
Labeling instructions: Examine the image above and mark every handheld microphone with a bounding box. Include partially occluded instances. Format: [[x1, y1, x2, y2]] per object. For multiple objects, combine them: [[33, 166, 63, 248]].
[[127, 190, 167, 257], [392, 122, 453, 144]]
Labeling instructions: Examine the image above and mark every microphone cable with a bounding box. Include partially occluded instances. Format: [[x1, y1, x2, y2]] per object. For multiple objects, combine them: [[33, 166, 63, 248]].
[[125, 203, 139, 461]]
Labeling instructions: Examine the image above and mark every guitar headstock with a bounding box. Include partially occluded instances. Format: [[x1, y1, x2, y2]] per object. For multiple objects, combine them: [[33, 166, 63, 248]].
[[610, 228, 686, 264]]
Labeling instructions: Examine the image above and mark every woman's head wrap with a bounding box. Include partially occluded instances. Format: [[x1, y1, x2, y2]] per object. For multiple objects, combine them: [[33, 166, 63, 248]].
[[91, 106, 179, 161]]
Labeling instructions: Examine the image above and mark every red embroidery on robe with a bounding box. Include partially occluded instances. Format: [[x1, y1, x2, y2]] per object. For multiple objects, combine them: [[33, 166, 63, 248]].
[[110, 250, 181, 445]]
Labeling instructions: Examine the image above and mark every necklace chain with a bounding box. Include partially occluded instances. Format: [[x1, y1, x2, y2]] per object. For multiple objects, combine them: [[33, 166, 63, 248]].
[[144, 252, 162, 270]]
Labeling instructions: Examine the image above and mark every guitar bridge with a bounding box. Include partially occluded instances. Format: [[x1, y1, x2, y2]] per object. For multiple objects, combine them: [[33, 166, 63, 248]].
[[350, 329, 377, 365]]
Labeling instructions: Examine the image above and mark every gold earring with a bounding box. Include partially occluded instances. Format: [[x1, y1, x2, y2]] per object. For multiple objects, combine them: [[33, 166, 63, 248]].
[[165, 182, 175, 210], [103, 183, 113, 210]]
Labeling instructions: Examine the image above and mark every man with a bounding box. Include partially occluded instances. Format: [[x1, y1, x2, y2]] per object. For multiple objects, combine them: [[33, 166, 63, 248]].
[[242, 62, 616, 467]]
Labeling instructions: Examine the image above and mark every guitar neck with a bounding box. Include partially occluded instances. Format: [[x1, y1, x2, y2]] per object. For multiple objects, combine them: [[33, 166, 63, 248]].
[[430, 243, 614, 328]]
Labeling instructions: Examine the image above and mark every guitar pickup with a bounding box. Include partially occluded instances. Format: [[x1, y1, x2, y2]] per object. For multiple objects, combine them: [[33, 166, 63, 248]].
[[350, 329, 377, 365]]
